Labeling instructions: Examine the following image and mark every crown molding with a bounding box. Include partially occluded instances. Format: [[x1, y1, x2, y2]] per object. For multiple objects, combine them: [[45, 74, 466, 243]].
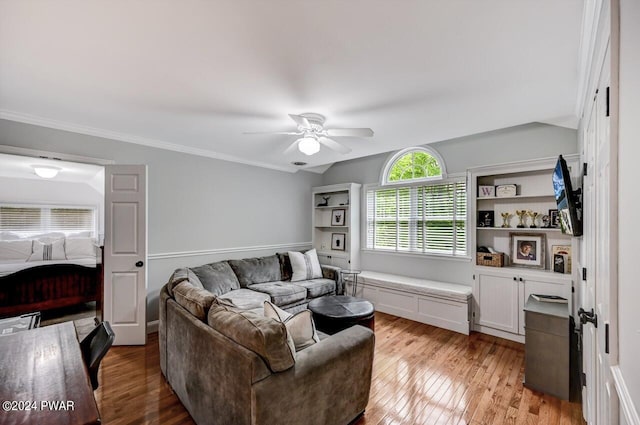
[[0, 109, 306, 174]]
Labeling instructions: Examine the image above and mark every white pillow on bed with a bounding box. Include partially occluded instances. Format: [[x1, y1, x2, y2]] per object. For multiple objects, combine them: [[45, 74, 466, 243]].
[[0, 231, 22, 241], [0, 240, 33, 262], [28, 240, 66, 261], [65, 238, 96, 260], [32, 232, 66, 244]]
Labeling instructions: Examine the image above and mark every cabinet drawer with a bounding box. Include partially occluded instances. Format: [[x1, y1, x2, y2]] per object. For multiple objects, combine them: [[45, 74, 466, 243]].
[[525, 311, 568, 336]]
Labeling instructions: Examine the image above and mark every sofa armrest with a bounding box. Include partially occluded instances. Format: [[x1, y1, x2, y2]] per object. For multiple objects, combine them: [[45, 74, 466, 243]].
[[252, 325, 375, 425], [321, 264, 343, 295]]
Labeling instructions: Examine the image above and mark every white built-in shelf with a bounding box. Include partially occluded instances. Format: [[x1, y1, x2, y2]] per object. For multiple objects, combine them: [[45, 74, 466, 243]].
[[477, 227, 564, 233], [477, 194, 553, 201], [315, 205, 350, 209]]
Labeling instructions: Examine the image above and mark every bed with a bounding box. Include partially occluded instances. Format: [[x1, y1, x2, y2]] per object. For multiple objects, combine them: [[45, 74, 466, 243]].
[[0, 238, 103, 318]]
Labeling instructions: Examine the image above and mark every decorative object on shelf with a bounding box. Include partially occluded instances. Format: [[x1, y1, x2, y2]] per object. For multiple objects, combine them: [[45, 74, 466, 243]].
[[496, 184, 517, 197], [317, 196, 330, 207], [477, 210, 495, 228], [541, 214, 550, 228], [478, 185, 496, 198], [331, 209, 346, 226], [549, 209, 559, 228], [500, 212, 513, 228], [552, 245, 572, 274], [476, 252, 505, 267], [515, 210, 528, 228], [331, 233, 346, 251], [527, 210, 540, 228], [510, 232, 546, 269]]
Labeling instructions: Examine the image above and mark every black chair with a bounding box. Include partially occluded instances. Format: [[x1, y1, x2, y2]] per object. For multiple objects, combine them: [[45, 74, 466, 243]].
[[80, 321, 115, 390]]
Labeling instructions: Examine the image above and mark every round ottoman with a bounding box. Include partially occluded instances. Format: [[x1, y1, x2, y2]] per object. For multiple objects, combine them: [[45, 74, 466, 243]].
[[308, 295, 375, 335]]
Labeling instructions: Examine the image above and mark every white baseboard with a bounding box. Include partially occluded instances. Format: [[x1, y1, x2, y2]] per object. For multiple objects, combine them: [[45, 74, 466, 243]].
[[147, 320, 158, 334], [611, 365, 640, 425]]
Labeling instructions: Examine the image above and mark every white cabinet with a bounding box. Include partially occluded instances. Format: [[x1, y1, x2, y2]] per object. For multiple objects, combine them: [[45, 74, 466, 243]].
[[474, 267, 572, 342], [312, 183, 361, 270], [469, 156, 579, 342]]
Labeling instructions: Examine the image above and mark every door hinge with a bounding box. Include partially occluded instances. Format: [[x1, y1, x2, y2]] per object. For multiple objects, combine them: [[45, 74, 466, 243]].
[[581, 372, 587, 387], [606, 86, 610, 117], [605, 323, 609, 354], [582, 267, 587, 281], [583, 162, 588, 176]]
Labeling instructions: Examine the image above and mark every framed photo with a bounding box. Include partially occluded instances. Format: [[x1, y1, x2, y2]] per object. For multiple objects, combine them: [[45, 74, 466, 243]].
[[510, 233, 546, 269], [331, 209, 346, 226], [331, 233, 346, 251], [549, 209, 559, 228], [477, 210, 495, 228], [552, 245, 572, 273]]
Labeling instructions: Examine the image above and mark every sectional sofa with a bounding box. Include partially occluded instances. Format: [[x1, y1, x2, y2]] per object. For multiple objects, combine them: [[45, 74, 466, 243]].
[[159, 252, 376, 425]]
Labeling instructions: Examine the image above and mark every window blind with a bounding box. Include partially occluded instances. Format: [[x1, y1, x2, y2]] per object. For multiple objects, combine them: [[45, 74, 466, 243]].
[[366, 181, 467, 256], [0, 206, 96, 237]]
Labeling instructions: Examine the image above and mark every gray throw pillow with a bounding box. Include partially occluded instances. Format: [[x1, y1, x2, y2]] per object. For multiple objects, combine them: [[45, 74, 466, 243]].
[[228, 255, 281, 287], [264, 301, 319, 352], [190, 261, 240, 296]]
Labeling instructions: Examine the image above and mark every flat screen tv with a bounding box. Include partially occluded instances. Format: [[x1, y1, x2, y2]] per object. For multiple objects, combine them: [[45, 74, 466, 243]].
[[552, 155, 582, 236]]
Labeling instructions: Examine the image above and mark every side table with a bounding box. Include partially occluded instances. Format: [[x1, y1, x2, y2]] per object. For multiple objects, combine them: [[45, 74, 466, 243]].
[[340, 269, 362, 296]]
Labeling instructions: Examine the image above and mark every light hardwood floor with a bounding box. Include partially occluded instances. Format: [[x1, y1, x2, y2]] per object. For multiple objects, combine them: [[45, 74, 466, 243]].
[[95, 312, 585, 425]]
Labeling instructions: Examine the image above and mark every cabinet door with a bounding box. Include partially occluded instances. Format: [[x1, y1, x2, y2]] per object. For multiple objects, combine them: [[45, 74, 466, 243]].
[[476, 273, 519, 333]]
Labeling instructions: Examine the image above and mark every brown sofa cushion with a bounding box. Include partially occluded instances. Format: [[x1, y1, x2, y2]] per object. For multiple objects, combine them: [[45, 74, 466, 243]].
[[173, 281, 216, 320], [208, 300, 295, 373], [167, 268, 204, 297]]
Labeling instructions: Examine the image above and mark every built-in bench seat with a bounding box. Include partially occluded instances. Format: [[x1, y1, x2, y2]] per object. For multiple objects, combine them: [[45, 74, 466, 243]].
[[354, 271, 472, 335]]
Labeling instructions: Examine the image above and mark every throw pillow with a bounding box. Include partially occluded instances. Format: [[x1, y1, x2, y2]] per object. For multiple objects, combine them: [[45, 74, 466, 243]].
[[65, 238, 96, 260], [288, 249, 322, 282], [0, 239, 33, 262], [264, 301, 320, 352], [28, 239, 66, 261]]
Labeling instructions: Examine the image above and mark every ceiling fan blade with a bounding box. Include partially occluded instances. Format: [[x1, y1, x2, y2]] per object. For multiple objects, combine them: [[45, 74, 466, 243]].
[[288, 114, 311, 128], [318, 137, 351, 154], [243, 131, 301, 135], [283, 139, 300, 155], [326, 128, 374, 137]]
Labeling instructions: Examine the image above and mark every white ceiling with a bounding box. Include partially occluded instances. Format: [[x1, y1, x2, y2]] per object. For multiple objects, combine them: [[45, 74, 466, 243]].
[[0, 1, 584, 173], [0, 153, 104, 189]]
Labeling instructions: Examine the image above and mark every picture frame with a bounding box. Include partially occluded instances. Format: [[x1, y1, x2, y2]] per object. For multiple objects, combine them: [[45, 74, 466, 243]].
[[510, 232, 546, 269], [331, 208, 346, 226], [477, 210, 495, 228], [549, 209, 559, 228], [552, 244, 572, 273], [331, 233, 346, 251]]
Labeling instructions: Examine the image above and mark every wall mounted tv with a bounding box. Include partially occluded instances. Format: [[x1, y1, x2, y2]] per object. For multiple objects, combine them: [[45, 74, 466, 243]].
[[552, 155, 583, 236]]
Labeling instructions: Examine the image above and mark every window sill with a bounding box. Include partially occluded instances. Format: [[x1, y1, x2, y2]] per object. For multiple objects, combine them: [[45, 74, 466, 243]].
[[361, 249, 472, 262]]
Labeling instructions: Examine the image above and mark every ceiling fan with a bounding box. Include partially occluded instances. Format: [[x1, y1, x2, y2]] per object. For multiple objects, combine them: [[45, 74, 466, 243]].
[[244, 113, 374, 156]]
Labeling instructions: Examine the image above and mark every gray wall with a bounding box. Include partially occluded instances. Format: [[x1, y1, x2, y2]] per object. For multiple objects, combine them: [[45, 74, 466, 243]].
[[0, 119, 322, 322], [322, 123, 578, 286], [618, 0, 640, 413]]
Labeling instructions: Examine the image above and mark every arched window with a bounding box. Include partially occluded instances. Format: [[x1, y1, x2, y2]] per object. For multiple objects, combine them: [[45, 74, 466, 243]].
[[381, 147, 446, 185]]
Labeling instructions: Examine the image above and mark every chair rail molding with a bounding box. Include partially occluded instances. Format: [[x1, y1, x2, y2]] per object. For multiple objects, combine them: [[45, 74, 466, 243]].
[[148, 242, 312, 260]]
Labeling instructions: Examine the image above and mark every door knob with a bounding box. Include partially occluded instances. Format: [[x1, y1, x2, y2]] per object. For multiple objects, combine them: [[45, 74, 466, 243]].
[[578, 308, 598, 328], [135, 261, 144, 268]]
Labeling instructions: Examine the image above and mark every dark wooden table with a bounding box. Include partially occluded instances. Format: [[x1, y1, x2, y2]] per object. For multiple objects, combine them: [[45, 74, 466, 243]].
[[308, 295, 375, 335], [0, 321, 100, 425]]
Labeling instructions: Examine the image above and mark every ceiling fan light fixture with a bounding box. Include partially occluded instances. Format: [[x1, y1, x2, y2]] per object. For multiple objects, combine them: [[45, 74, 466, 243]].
[[32, 165, 61, 179], [297, 136, 320, 155]]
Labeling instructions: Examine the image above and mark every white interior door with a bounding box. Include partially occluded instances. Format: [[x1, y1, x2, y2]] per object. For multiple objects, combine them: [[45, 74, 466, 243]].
[[582, 42, 618, 425], [104, 165, 147, 345]]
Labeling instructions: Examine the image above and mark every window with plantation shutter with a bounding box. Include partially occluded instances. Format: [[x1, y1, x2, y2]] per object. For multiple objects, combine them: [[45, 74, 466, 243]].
[[366, 180, 467, 256], [0, 205, 96, 237]]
